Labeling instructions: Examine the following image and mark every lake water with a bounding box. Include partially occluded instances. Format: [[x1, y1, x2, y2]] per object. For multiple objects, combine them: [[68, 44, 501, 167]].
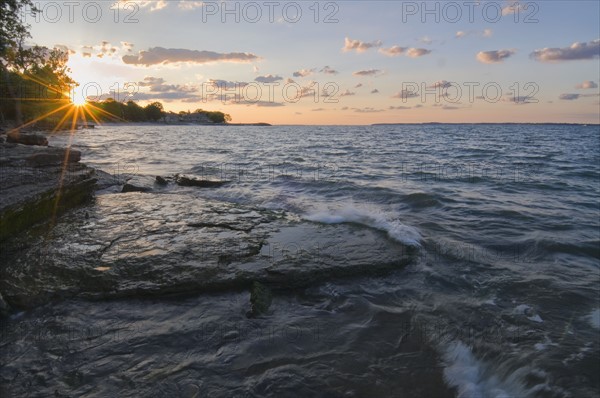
[[1, 124, 599, 397]]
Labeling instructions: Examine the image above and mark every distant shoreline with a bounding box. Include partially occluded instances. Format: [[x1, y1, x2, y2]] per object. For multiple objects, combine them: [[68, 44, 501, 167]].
[[371, 122, 599, 126]]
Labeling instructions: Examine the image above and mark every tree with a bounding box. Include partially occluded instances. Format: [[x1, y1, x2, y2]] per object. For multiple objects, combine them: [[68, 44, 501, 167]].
[[124, 101, 145, 122], [1, 1, 77, 125], [144, 102, 164, 121], [0, 0, 38, 62]]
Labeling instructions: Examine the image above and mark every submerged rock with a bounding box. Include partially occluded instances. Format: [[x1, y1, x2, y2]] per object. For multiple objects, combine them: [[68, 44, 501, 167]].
[[175, 174, 229, 188], [155, 175, 168, 186], [248, 281, 273, 317], [0, 192, 413, 309], [121, 183, 152, 193], [0, 291, 9, 316]]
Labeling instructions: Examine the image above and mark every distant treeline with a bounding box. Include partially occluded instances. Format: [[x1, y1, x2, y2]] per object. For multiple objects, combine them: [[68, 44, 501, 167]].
[[86, 100, 232, 124]]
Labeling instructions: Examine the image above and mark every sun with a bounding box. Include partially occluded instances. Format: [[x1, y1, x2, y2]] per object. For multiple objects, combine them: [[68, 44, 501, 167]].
[[71, 94, 87, 107]]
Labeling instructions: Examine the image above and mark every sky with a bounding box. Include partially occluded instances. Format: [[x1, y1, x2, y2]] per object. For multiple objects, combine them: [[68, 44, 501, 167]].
[[25, 0, 600, 124]]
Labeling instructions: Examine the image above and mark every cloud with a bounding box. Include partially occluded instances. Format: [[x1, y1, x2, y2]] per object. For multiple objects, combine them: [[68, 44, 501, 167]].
[[121, 41, 134, 52], [428, 80, 452, 89], [530, 40, 600, 62], [320, 66, 339, 75], [353, 69, 383, 77], [502, 2, 526, 16], [343, 37, 382, 53], [122, 47, 260, 66], [371, 89, 379, 94], [117, 0, 167, 11], [507, 96, 537, 104], [576, 80, 598, 89], [456, 29, 493, 39], [353, 107, 384, 113], [379, 46, 406, 57], [178, 1, 204, 10], [392, 90, 419, 100], [419, 36, 433, 45], [559, 93, 580, 101], [151, 0, 167, 11], [247, 101, 285, 107], [312, 108, 326, 112], [76, 41, 127, 58], [138, 76, 166, 87], [406, 48, 432, 58], [293, 68, 314, 77], [54, 44, 76, 55], [205, 79, 248, 89], [254, 74, 283, 83], [340, 90, 355, 96], [559, 93, 599, 100], [355, 83, 363, 88], [476, 49, 515, 63], [389, 105, 411, 110]]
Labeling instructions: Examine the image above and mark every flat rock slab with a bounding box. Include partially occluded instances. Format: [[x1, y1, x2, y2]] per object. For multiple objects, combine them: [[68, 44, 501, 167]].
[[0, 192, 411, 308], [0, 143, 97, 241]]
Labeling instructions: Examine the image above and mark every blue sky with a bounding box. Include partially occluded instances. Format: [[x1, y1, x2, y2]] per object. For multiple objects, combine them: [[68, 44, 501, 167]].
[[27, 0, 600, 124]]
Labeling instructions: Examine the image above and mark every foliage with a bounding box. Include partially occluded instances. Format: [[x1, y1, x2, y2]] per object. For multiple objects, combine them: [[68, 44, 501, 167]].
[[0, 0, 76, 125]]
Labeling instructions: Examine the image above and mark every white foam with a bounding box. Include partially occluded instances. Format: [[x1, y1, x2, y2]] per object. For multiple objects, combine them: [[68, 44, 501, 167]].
[[527, 314, 543, 323], [442, 342, 530, 398], [586, 308, 600, 329], [303, 204, 421, 246], [513, 304, 543, 322]]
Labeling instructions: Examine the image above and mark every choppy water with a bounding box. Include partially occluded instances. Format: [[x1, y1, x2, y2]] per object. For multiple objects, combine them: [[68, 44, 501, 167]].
[[2, 124, 599, 397]]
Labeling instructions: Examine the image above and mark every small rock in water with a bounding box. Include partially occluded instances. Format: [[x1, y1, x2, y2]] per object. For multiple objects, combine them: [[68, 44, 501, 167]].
[[155, 175, 168, 186], [175, 174, 229, 188], [248, 281, 272, 317], [27, 150, 81, 166], [6, 131, 48, 146], [121, 183, 152, 193], [0, 292, 10, 317]]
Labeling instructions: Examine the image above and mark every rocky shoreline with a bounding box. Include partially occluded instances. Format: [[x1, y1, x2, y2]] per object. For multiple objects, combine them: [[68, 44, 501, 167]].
[[0, 129, 414, 317]]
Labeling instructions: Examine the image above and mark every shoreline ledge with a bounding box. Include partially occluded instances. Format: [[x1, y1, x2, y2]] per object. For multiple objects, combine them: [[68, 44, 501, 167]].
[[0, 141, 99, 242]]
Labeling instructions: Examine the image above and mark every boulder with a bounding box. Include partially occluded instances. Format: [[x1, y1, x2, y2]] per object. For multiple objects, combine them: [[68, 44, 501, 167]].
[[155, 175, 168, 186], [0, 143, 97, 242], [175, 174, 229, 188], [27, 150, 81, 166], [122, 183, 152, 193], [6, 131, 48, 146]]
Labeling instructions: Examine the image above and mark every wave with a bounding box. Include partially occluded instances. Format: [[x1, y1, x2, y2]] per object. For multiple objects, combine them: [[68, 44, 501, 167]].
[[303, 204, 421, 246], [442, 341, 531, 398]]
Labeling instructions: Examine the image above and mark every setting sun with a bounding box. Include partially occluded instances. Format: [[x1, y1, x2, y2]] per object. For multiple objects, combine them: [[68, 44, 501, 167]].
[[71, 90, 87, 106]]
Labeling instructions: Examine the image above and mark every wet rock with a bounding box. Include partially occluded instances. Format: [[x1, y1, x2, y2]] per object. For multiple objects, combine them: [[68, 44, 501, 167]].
[[0, 143, 97, 242], [175, 174, 229, 188], [27, 150, 81, 166], [6, 131, 48, 146], [0, 192, 413, 309], [155, 176, 168, 186], [0, 291, 10, 316], [248, 281, 272, 317], [121, 175, 156, 193], [122, 183, 152, 193]]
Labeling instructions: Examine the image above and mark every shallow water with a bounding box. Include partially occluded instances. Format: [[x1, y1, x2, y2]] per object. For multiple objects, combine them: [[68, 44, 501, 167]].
[[1, 124, 598, 397]]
